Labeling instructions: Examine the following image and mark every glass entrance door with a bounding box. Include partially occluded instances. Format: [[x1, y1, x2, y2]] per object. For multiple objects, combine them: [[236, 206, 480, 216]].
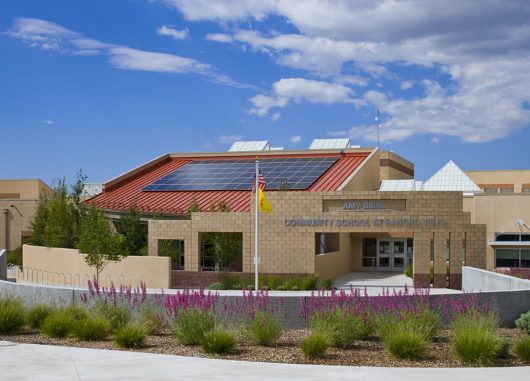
[[392, 239, 406, 271], [377, 238, 408, 271], [377, 239, 392, 270]]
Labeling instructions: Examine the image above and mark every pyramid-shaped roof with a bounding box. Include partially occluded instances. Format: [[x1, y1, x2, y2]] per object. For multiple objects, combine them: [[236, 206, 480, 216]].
[[423, 161, 482, 192]]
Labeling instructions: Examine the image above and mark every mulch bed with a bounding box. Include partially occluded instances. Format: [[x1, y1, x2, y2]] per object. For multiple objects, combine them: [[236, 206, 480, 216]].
[[1, 328, 528, 367]]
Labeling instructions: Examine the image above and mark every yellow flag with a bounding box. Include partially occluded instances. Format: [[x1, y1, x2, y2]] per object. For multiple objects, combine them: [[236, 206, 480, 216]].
[[258, 188, 272, 213]]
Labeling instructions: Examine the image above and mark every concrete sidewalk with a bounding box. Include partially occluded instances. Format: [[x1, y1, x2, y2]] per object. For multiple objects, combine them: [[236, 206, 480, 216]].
[[1, 341, 528, 381]]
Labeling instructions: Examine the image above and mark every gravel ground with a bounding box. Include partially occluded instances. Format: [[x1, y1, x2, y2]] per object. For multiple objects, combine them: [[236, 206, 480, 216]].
[[1, 328, 527, 367]]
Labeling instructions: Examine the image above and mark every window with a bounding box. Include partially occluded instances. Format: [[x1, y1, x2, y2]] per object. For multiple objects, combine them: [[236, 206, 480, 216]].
[[362, 238, 377, 267], [158, 240, 185, 270], [495, 233, 530, 242], [522, 186, 530, 193], [496, 249, 520, 267], [482, 187, 498, 194], [496, 248, 530, 268], [315, 233, 340, 254], [522, 250, 530, 268], [499, 187, 514, 194], [495, 233, 520, 242]]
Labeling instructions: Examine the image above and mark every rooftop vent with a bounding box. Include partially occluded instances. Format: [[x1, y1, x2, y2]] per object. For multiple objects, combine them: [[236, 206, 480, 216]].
[[309, 138, 353, 150], [228, 141, 270, 152]]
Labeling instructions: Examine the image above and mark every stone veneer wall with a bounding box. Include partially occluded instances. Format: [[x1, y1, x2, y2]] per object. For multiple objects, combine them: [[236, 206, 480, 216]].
[[149, 191, 487, 289]]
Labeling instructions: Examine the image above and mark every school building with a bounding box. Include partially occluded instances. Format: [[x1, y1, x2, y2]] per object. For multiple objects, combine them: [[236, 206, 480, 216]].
[[87, 139, 530, 289]]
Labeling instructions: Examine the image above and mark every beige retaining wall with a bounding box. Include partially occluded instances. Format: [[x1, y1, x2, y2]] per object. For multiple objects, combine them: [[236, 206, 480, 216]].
[[20, 244, 170, 289]]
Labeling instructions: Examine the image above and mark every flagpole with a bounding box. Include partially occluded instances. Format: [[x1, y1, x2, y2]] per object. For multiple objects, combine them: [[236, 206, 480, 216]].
[[254, 157, 259, 292]]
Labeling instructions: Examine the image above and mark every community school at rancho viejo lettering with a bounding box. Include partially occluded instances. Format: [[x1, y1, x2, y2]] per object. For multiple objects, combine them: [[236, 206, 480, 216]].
[[284, 217, 446, 227]]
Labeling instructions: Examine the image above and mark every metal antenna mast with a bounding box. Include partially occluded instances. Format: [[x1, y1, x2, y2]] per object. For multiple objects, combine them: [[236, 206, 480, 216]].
[[376, 108, 380, 147]]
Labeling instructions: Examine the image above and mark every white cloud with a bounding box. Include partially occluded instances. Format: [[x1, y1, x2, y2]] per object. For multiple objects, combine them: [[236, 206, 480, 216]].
[[250, 78, 353, 116], [157, 25, 189, 40], [42, 119, 54, 125], [206, 33, 233, 43], [248, 94, 288, 116], [290, 135, 302, 143], [178, 1, 530, 143], [271, 113, 281, 121], [431, 137, 440, 144], [108, 46, 209, 74], [7, 18, 250, 88], [217, 134, 243, 144], [400, 81, 413, 90]]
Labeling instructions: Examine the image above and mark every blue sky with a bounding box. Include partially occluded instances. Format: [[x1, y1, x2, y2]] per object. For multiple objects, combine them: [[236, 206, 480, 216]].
[[2, 0, 530, 187]]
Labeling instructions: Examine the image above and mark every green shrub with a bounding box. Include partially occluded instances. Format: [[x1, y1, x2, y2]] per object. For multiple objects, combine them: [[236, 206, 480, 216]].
[[201, 329, 237, 354], [514, 336, 530, 363], [404, 264, 413, 278], [28, 304, 54, 329], [92, 301, 130, 331], [139, 305, 167, 335], [276, 285, 285, 291], [384, 325, 427, 360], [208, 282, 224, 290], [0, 298, 26, 334], [64, 305, 89, 321], [301, 332, 330, 358], [291, 285, 300, 291], [515, 311, 530, 334], [266, 276, 281, 290], [115, 324, 147, 348], [72, 316, 110, 341], [42, 310, 75, 338], [401, 309, 441, 340], [7, 247, 23, 266], [219, 274, 240, 290], [496, 336, 510, 359], [284, 276, 302, 290], [172, 309, 214, 345], [316, 278, 333, 290], [247, 311, 282, 346], [310, 309, 371, 348], [451, 311, 501, 366], [301, 275, 319, 291]]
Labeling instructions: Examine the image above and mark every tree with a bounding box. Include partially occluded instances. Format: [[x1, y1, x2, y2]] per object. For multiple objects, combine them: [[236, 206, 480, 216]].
[[77, 206, 128, 283], [116, 205, 147, 256], [43, 178, 77, 248], [28, 194, 49, 246], [199, 201, 241, 271], [28, 171, 87, 248], [186, 198, 202, 219]]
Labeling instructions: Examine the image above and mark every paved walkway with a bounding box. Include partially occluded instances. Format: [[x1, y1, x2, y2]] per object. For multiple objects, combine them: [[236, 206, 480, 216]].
[[1, 341, 528, 381], [333, 272, 459, 295]]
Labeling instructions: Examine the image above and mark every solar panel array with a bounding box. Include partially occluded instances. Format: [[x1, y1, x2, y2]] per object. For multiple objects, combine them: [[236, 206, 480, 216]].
[[142, 157, 338, 191]]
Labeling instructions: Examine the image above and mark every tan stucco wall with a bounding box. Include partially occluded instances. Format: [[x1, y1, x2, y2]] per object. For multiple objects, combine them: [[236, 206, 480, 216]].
[[21, 244, 171, 288], [465, 170, 530, 192], [0, 180, 53, 250], [341, 150, 381, 191], [0, 180, 52, 199], [314, 233, 353, 279], [379, 151, 414, 181], [463, 194, 530, 270]]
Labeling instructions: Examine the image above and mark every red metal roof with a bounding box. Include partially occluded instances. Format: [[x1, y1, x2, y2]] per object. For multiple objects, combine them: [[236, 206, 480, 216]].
[[89, 152, 369, 214]]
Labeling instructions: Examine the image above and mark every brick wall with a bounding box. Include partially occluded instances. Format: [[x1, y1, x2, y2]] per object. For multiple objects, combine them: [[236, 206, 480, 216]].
[[150, 191, 487, 290]]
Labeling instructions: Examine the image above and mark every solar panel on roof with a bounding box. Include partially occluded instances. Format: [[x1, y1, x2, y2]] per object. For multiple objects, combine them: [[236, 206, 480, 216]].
[[142, 157, 338, 192]]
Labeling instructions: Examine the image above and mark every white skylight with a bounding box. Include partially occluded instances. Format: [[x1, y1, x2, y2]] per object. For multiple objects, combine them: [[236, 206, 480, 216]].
[[422, 161, 482, 192]]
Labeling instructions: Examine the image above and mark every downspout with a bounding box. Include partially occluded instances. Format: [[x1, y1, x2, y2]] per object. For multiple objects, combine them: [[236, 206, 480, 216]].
[[3, 209, 8, 250]]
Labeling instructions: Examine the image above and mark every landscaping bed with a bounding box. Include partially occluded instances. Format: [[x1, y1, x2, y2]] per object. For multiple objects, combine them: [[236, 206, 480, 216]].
[[1, 284, 530, 368], [1, 328, 527, 367]]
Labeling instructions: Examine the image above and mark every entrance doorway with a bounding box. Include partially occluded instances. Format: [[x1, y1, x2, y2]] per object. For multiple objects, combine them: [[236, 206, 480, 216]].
[[362, 237, 413, 272]]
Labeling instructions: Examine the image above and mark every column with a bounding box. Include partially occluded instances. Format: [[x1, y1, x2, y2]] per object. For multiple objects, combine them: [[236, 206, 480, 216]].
[[449, 231, 463, 289], [433, 232, 447, 288], [413, 231, 431, 288]]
